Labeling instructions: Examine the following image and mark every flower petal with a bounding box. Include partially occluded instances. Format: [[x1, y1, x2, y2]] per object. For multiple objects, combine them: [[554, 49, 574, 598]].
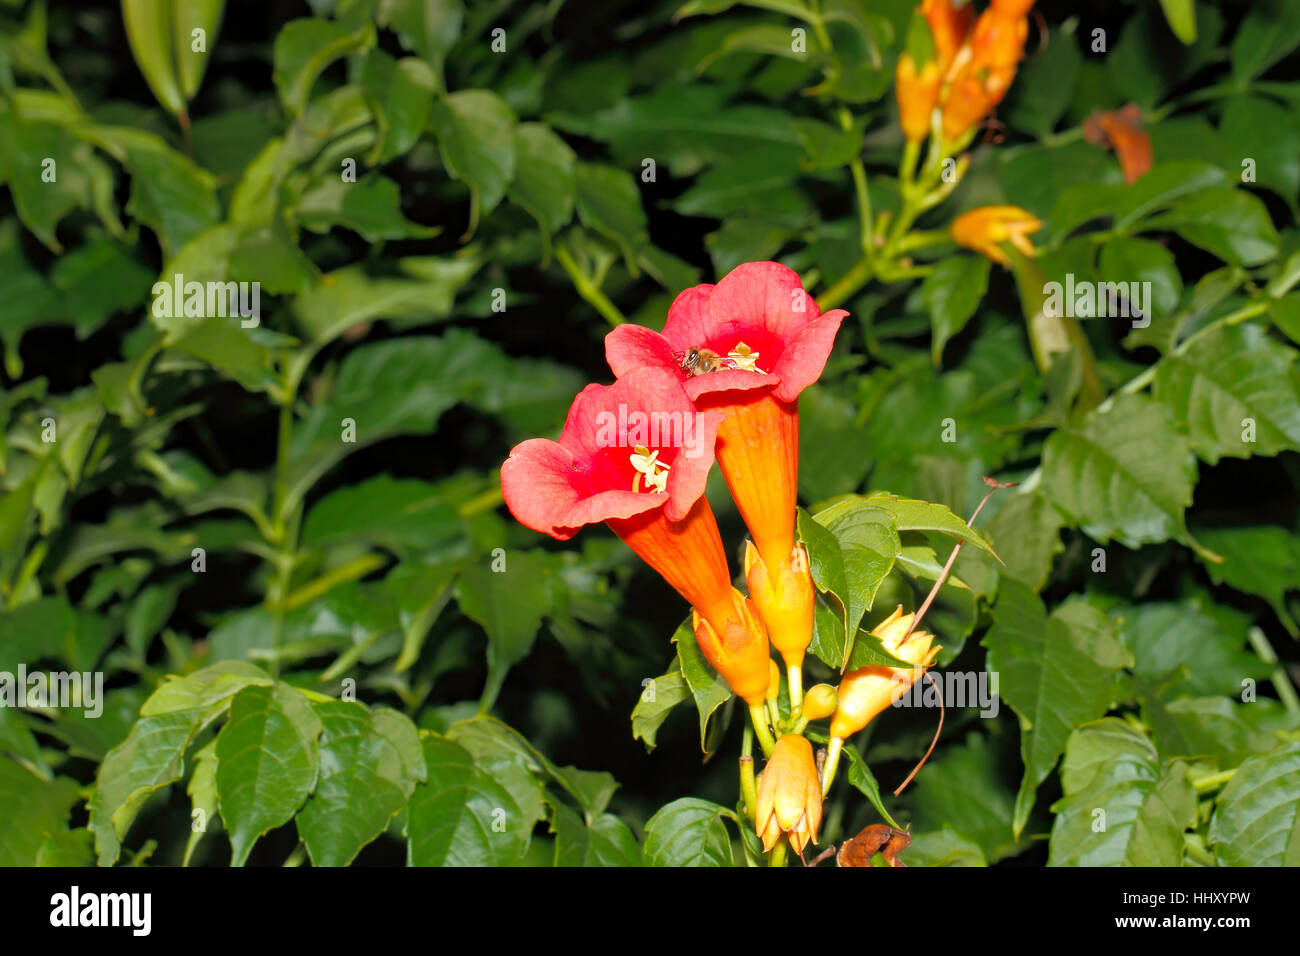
[[501, 438, 662, 539], [770, 310, 848, 402], [604, 323, 683, 381]]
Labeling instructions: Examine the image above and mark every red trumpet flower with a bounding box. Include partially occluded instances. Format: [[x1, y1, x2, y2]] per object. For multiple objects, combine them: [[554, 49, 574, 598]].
[[500, 365, 770, 703]]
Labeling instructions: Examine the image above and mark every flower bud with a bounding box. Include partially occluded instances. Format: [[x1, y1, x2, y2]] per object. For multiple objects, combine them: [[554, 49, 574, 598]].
[[754, 734, 823, 858], [766, 659, 781, 703], [921, 0, 974, 71], [896, 53, 942, 142], [744, 540, 814, 669], [692, 587, 772, 707], [801, 683, 838, 721], [950, 205, 1042, 266], [829, 606, 940, 739]]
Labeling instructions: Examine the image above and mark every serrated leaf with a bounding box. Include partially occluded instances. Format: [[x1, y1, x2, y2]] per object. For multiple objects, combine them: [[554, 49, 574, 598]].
[[296, 701, 414, 867], [1041, 393, 1201, 552], [216, 684, 323, 867], [1154, 322, 1300, 463], [669, 618, 733, 754], [406, 734, 528, 866], [1049, 719, 1197, 866], [983, 581, 1130, 836], [631, 666, 692, 751], [642, 797, 733, 866], [1208, 742, 1300, 865]]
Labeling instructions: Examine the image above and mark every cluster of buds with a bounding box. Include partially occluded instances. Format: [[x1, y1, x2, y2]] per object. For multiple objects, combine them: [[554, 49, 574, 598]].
[[896, 0, 1036, 147]]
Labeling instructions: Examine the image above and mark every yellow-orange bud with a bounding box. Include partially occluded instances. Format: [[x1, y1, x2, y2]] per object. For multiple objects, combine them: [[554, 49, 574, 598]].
[[895, 53, 942, 143], [922, 0, 974, 71], [754, 734, 823, 857], [949, 204, 1042, 266], [829, 607, 940, 739], [744, 540, 814, 670], [801, 683, 838, 721], [692, 587, 771, 707]]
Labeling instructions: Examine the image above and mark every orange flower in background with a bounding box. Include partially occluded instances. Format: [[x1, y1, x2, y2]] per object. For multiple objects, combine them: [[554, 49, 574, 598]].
[[1083, 104, 1154, 185], [922, 0, 973, 71], [828, 607, 941, 741], [755, 734, 823, 858], [990, 0, 1036, 21], [896, 52, 942, 142], [950, 204, 1042, 265]]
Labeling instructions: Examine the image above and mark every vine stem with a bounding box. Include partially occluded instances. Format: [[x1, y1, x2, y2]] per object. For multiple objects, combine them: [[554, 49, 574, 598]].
[[748, 703, 776, 757], [555, 244, 628, 328], [1247, 626, 1300, 717]]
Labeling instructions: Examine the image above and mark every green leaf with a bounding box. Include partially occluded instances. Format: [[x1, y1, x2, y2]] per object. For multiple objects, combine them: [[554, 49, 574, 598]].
[[507, 123, 577, 239], [1116, 597, 1264, 698], [183, 740, 219, 866], [669, 618, 733, 754], [272, 18, 375, 116], [406, 734, 529, 866], [1145, 186, 1280, 266], [1097, 237, 1181, 334], [923, 256, 991, 364], [1208, 742, 1300, 865], [0, 760, 81, 866], [1230, 0, 1300, 84], [360, 51, 437, 163], [302, 475, 462, 559], [983, 491, 1064, 591], [575, 162, 648, 268], [642, 798, 734, 866], [215, 683, 323, 866], [551, 805, 641, 866], [1192, 524, 1300, 635], [1048, 719, 1197, 866], [905, 828, 987, 867], [296, 701, 417, 866], [456, 552, 553, 709], [983, 581, 1130, 836], [1041, 393, 1201, 552], [906, 731, 1022, 863], [1220, 95, 1300, 203], [291, 256, 478, 344], [1154, 322, 1300, 464], [631, 665, 692, 751], [90, 709, 202, 866], [429, 89, 516, 226], [383, 0, 463, 76], [1158, 0, 1197, 44], [861, 492, 998, 557], [296, 174, 436, 241]]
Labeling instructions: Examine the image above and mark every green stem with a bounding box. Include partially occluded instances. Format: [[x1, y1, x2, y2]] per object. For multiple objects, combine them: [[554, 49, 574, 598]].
[[749, 703, 776, 757], [277, 552, 386, 612], [816, 256, 874, 312], [1191, 768, 1236, 793], [787, 663, 804, 721], [555, 244, 628, 328], [821, 736, 844, 797], [740, 738, 758, 820], [1247, 626, 1300, 717], [767, 839, 788, 868]]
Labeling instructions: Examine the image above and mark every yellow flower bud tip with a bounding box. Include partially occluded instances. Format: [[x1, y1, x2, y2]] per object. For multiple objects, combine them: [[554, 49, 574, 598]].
[[744, 540, 815, 665], [801, 683, 838, 721], [766, 659, 781, 703], [949, 205, 1043, 266], [754, 734, 823, 858]]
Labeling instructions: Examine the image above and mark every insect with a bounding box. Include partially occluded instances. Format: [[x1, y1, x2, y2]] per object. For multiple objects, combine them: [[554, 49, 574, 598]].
[[676, 346, 726, 376]]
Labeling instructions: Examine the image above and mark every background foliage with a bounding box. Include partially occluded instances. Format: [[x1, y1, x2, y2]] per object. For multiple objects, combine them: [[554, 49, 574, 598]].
[[1, 0, 1299, 867]]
